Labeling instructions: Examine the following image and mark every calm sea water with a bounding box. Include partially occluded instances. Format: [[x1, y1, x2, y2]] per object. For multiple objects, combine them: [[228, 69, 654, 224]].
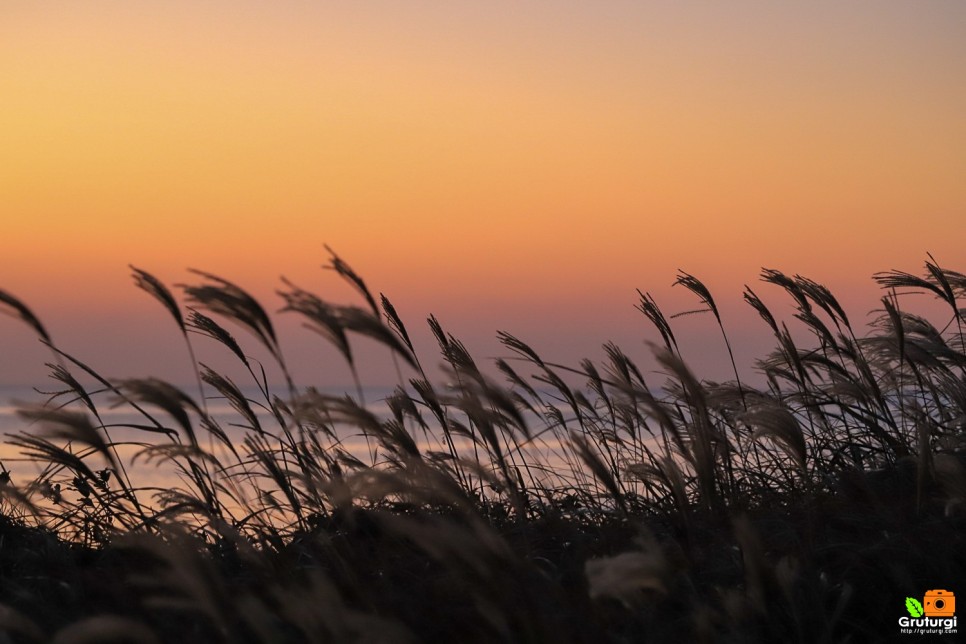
[[0, 384, 393, 487], [0, 384, 578, 494], [0, 384, 392, 436]]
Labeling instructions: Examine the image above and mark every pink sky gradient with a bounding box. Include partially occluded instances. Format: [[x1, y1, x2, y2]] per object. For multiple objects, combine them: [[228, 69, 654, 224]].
[[2, 1, 964, 389]]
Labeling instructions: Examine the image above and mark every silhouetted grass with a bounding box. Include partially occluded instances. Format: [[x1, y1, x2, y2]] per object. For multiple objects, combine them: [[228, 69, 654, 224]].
[[0, 253, 964, 642]]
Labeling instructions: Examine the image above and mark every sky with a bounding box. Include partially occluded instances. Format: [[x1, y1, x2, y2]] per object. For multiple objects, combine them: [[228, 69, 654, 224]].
[[1, 1, 965, 389]]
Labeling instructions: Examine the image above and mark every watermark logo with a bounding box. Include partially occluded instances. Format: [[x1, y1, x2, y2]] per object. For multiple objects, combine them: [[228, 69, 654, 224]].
[[906, 597, 924, 618], [900, 590, 957, 635]]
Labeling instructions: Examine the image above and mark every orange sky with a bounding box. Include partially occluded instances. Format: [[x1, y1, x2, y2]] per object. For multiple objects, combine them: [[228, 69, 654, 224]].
[[2, 1, 965, 387]]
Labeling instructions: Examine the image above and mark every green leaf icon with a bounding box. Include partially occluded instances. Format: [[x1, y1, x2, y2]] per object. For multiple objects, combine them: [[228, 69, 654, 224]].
[[906, 597, 924, 618]]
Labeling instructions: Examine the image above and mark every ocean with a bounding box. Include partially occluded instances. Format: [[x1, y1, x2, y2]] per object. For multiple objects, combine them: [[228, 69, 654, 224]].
[[0, 383, 579, 496]]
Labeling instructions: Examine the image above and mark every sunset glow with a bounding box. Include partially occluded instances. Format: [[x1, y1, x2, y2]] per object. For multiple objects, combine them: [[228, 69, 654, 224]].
[[2, 1, 965, 385]]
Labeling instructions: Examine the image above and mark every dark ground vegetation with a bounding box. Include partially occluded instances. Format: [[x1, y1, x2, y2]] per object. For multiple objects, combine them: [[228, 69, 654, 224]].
[[1, 254, 964, 643]]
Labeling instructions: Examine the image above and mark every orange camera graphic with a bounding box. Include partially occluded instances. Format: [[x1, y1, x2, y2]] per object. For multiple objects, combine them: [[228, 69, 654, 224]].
[[923, 590, 956, 617]]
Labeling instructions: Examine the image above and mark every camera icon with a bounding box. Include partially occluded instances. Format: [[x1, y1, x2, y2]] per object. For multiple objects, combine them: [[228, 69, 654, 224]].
[[924, 590, 955, 617]]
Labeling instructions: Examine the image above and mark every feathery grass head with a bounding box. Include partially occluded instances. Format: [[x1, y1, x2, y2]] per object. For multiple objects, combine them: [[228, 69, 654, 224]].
[[131, 266, 184, 334], [187, 309, 249, 366], [14, 406, 118, 474], [278, 281, 417, 370], [636, 291, 678, 353], [324, 245, 379, 316], [381, 293, 415, 355], [181, 270, 280, 362], [674, 270, 720, 323], [117, 379, 201, 447], [0, 289, 51, 344], [739, 404, 808, 474]]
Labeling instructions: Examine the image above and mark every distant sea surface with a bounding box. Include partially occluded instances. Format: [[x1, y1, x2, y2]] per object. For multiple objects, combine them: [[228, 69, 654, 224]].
[[0, 384, 397, 485], [0, 383, 580, 494], [0, 383, 395, 435]]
